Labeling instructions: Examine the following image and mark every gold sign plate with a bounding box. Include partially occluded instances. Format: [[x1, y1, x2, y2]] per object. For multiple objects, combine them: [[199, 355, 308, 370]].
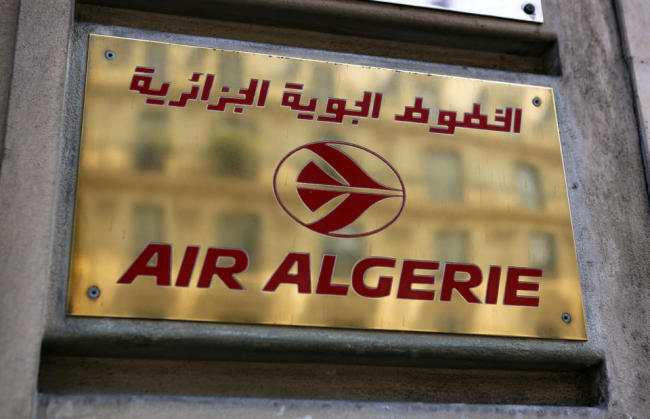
[[67, 35, 586, 340]]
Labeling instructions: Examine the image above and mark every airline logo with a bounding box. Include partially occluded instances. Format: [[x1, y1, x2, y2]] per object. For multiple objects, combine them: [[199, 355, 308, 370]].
[[273, 141, 406, 237]]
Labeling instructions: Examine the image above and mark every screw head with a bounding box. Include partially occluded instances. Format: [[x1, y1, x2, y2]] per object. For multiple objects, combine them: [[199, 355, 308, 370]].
[[532, 97, 542, 107], [104, 50, 115, 60], [87, 286, 100, 299], [523, 3, 536, 15], [561, 312, 572, 323]]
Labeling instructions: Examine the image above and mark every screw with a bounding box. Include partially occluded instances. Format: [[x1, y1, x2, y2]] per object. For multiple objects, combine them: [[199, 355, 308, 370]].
[[562, 312, 572, 323], [87, 286, 100, 299], [104, 50, 115, 60], [523, 3, 536, 15], [532, 97, 542, 107]]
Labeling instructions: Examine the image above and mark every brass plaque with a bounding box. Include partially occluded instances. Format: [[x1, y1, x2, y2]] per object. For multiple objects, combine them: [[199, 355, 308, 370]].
[[67, 35, 586, 340]]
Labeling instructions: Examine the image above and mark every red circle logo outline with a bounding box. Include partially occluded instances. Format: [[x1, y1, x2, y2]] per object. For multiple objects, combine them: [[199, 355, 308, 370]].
[[272, 141, 406, 238]]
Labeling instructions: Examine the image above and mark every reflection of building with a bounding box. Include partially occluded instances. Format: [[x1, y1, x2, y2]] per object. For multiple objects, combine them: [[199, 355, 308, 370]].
[[78, 43, 571, 288]]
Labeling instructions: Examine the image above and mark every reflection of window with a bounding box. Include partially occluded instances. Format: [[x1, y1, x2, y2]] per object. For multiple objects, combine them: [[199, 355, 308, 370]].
[[383, 73, 401, 96], [140, 110, 166, 131], [132, 204, 164, 256], [188, 48, 203, 66], [146, 48, 167, 77], [218, 54, 242, 88], [312, 66, 334, 98], [529, 233, 556, 277], [436, 230, 468, 263], [284, 61, 299, 80], [134, 141, 168, 171], [323, 232, 364, 277], [135, 111, 168, 171], [426, 151, 463, 202], [216, 212, 260, 270], [516, 163, 543, 209], [210, 136, 257, 179]]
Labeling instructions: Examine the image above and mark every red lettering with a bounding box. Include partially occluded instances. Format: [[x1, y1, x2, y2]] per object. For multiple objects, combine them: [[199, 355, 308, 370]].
[[119, 246, 543, 310], [117, 243, 172, 286], [440, 263, 482, 303], [175, 246, 200, 287], [315, 255, 348, 296], [484, 266, 501, 304], [504, 267, 541, 307], [352, 257, 395, 298], [263, 253, 311, 293], [397, 260, 438, 300], [197, 248, 247, 289]]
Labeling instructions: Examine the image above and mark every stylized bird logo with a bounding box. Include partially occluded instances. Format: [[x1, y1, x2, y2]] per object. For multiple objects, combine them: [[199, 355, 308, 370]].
[[293, 142, 404, 236]]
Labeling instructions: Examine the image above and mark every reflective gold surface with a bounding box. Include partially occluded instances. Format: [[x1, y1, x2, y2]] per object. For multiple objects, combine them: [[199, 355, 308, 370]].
[[67, 35, 586, 340]]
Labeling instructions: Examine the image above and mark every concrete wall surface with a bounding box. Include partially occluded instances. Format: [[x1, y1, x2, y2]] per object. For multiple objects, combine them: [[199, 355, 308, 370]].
[[0, 0, 73, 418], [37, 396, 608, 419], [0, 0, 648, 418], [617, 0, 650, 198], [0, 0, 20, 173]]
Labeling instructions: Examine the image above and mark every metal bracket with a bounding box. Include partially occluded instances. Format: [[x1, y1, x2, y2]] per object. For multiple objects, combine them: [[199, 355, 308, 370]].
[[367, 0, 544, 23]]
